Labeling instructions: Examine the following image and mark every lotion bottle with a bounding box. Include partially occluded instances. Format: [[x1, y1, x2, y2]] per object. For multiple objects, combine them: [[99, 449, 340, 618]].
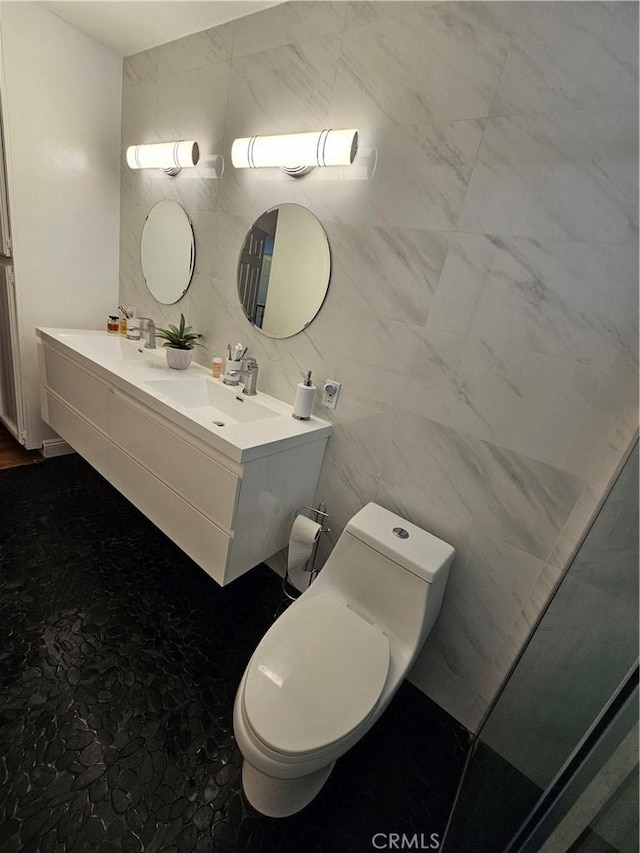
[[292, 371, 316, 421]]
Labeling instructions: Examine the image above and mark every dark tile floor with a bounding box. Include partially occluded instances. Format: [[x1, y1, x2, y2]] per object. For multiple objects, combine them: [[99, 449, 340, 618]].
[[0, 455, 470, 853]]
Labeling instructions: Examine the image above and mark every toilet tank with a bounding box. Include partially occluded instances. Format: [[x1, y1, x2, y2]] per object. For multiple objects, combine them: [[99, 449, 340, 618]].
[[345, 503, 455, 584], [319, 504, 455, 661]]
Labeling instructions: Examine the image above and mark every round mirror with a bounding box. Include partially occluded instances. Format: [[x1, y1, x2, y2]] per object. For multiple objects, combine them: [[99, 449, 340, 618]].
[[141, 200, 195, 304], [237, 203, 331, 339]]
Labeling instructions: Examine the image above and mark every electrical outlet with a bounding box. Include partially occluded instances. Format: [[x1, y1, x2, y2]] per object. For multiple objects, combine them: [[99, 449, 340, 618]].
[[321, 380, 341, 410]]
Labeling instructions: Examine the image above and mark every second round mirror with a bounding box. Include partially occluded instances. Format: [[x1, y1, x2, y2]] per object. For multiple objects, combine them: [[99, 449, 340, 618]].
[[237, 204, 331, 339]]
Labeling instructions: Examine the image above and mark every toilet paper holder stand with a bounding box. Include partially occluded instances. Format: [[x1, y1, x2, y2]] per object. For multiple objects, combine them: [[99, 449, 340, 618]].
[[280, 502, 331, 608]]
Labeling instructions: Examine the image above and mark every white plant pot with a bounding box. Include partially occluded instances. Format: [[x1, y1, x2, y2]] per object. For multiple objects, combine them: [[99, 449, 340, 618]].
[[165, 347, 193, 370]]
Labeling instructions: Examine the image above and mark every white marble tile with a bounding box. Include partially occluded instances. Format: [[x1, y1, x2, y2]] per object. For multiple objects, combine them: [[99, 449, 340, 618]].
[[403, 330, 614, 470], [408, 649, 479, 731], [491, 1, 639, 116], [184, 211, 218, 284], [546, 482, 604, 571], [120, 158, 155, 223], [302, 291, 422, 408], [313, 121, 485, 230], [560, 369, 639, 487], [216, 148, 317, 219], [202, 275, 253, 353], [121, 150, 220, 226], [156, 159, 223, 216], [345, 1, 415, 29], [324, 223, 450, 326], [429, 234, 639, 371], [209, 213, 252, 283], [426, 529, 547, 689], [314, 411, 387, 533], [457, 110, 639, 244], [609, 402, 640, 460], [155, 63, 230, 149], [380, 412, 583, 560], [303, 268, 425, 374], [224, 34, 341, 141], [123, 50, 157, 87], [118, 204, 147, 295], [233, 1, 346, 58], [121, 82, 157, 147], [151, 22, 234, 78], [331, 2, 509, 128], [477, 560, 562, 703], [478, 611, 531, 702], [519, 563, 562, 630]]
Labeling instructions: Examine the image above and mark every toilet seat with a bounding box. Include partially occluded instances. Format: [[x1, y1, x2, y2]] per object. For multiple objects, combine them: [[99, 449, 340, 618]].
[[243, 594, 390, 756]]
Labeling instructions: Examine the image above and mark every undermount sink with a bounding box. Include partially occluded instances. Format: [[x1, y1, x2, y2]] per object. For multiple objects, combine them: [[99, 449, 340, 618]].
[[144, 377, 280, 425]]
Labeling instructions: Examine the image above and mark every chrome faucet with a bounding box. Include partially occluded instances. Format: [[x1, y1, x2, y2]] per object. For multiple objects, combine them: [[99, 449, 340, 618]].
[[224, 357, 259, 395], [138, 318, 156, 349], [238, 357, 259, 396]]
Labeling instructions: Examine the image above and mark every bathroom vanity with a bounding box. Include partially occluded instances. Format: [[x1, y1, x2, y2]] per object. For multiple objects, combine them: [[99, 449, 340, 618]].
[[36, 329, 331, 585]]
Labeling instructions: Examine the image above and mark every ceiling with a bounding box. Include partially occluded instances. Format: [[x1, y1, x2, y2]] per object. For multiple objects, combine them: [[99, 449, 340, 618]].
[[40, 1, 284, 57]]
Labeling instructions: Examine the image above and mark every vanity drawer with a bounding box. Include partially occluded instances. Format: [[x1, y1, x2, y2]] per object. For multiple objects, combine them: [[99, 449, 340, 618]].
[[42, 347, 109, 431], [43, 390, 109, 477], [109, 445, 231, 586], [109, 391, 240, 531]]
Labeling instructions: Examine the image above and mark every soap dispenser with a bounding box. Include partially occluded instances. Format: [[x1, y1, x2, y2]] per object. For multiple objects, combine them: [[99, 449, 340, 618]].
[[292, 371, 316, 421]]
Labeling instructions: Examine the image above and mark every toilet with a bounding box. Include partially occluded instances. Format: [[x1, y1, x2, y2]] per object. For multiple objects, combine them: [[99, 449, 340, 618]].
[[233, 502, 455, 817]]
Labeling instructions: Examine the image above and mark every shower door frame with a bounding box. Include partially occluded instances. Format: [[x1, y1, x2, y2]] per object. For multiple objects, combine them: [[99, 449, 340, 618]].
[[509, 665, 638, 853]]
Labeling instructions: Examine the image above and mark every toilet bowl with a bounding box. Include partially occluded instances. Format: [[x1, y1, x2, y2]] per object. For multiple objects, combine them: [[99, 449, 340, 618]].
[[233, 502, 455, 817]]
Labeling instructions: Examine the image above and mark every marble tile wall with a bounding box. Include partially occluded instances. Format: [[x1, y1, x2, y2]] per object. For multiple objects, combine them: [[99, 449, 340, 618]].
[[119, 1, 639, 731]]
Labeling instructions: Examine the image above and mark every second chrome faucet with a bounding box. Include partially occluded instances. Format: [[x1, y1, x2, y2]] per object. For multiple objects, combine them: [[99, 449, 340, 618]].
[[224, 356, 259, 395]]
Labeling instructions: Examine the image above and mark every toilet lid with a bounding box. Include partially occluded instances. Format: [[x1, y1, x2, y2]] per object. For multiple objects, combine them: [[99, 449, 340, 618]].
[[244, 594, 390, 755]]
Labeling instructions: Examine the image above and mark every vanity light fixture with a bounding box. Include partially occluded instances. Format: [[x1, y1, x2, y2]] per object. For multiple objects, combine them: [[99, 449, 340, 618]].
[[231, 129, 359, 177], [125, 140, 199, 176]]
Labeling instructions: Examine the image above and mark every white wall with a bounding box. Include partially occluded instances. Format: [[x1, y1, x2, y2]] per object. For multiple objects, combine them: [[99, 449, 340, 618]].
[[0, 1, 121, 448]]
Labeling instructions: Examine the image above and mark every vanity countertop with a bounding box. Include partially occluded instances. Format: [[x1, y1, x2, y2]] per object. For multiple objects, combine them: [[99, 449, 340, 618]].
[[37, 328, 332, 463]]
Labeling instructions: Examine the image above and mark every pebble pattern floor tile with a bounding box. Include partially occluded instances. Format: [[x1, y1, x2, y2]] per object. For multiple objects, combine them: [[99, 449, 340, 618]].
[[0, 454, 469, 853]]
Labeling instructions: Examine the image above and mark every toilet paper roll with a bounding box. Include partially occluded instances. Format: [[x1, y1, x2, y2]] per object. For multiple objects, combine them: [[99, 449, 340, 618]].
[[287, 515, 322, 578]]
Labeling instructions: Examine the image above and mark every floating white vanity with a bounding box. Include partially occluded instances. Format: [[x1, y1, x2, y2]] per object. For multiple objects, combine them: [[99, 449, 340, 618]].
[[36, 329, 332, 586]]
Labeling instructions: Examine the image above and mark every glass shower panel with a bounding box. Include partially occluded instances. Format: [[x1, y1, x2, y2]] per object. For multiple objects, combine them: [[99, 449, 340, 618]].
[[444, 442, 639, 853]]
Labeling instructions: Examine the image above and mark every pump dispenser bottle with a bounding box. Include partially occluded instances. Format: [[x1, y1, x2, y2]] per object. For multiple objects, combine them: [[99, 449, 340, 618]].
[[292, 371, 316, 421]]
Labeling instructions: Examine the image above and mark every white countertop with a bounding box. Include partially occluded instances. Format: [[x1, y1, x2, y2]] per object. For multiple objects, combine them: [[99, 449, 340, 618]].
[[37, 328, 332, 463]]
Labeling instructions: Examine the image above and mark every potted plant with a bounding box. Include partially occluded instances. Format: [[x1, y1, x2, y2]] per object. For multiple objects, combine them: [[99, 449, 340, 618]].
[[156, 313, 203, 370]]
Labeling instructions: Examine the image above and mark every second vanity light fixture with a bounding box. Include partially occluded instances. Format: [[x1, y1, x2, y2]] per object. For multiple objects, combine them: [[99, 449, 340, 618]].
[[126, 140, 200, 176], [231, 128, 359, 177]]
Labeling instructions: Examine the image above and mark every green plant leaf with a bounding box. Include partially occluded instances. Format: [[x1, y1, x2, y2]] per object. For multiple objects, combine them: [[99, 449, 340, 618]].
[[155, 313, 204, 350]]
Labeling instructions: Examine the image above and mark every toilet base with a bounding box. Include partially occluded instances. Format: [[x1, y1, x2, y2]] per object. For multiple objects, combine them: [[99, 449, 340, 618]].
[[242, 760, 335, 818]]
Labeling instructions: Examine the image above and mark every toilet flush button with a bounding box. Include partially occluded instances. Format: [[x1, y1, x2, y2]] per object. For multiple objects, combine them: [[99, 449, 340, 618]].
[[393, 527, 409, 539]]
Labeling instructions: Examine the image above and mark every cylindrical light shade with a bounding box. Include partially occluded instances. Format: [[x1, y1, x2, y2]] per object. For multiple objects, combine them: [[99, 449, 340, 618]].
[[126, 141, 199, 174], [231, 129, 358, 171]]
